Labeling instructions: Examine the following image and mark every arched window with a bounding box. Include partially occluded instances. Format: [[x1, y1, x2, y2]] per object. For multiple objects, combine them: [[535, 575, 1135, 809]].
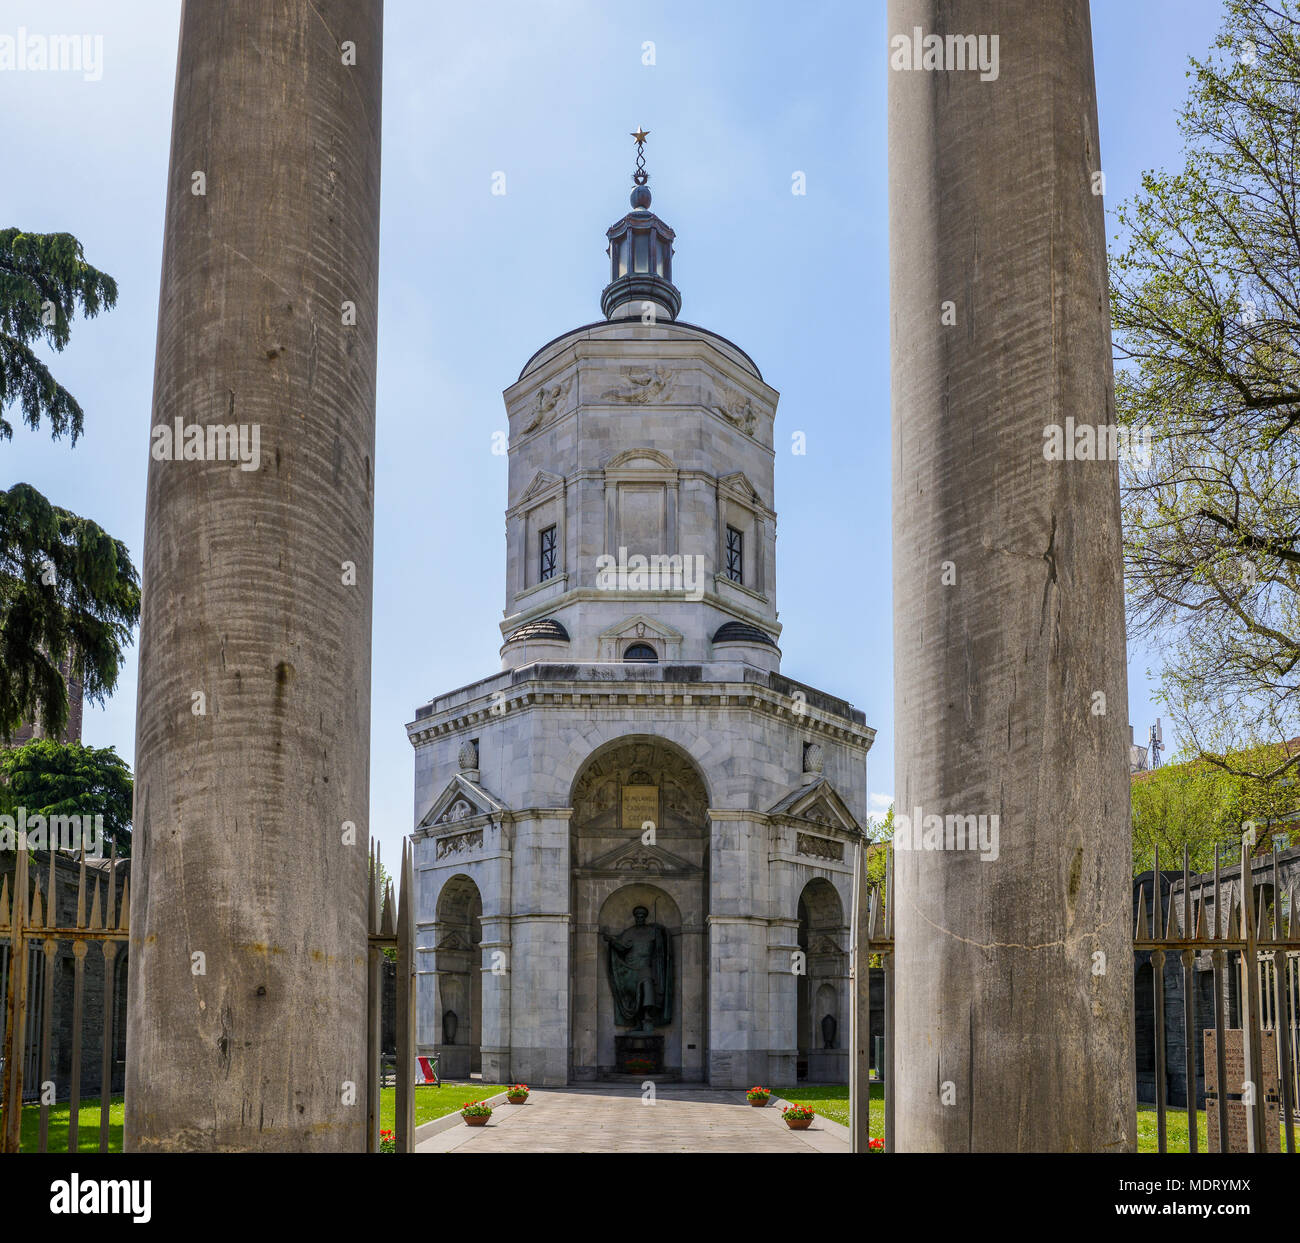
[[623, 643, 657, 663]]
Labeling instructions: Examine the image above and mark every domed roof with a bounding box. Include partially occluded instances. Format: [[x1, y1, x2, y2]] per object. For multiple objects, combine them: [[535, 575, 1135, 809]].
[[712, 621, 778, 647], [504, 618, 569, 643]]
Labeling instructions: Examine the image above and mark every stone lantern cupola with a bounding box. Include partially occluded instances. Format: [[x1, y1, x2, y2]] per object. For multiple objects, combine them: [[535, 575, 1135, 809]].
[[601, 128, 681, 323]]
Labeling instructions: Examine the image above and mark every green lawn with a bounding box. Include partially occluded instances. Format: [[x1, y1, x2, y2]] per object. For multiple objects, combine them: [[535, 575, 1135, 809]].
[[771, 1088, 1296, 1153], [777, 1082, 885, 1137], [17, 1083, 1290, 1153], [1136, 1105, 1295, 1154], [10, 1094, 125, 1153], [11, 1083, 507, 1152]]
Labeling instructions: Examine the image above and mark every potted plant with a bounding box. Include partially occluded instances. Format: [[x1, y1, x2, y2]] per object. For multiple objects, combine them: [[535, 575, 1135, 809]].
[[460, 1100, 493, 1127], [506, 1083, 530, 1104], [781, 1103, 815, 1130], [378, 1129, 396, 1153], [745, 1086, 771, 1107], [868, 1137, 884, 1151], [625, 1056, 655, 1076]]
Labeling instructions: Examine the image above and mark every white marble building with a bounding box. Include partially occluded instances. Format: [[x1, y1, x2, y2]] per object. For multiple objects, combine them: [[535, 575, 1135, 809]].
[[407, 142, 875, 1088]]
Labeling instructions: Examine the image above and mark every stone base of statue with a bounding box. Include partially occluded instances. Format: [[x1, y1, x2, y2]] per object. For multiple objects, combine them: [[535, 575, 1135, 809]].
[[614, 1033, 664, 1076]]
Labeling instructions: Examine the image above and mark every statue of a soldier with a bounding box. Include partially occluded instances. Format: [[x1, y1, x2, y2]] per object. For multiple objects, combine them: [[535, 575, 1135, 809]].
[[603, 906, 672, 1032]]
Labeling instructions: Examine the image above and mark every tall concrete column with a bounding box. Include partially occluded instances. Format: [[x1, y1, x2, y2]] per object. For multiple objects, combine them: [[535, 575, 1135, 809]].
[[126, 2, 382, 1150], [889, 0, 1136, 1150]]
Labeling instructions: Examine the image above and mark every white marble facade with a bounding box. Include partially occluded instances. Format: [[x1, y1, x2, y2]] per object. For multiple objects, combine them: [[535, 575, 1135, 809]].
[[408, 172, 874, 1088]]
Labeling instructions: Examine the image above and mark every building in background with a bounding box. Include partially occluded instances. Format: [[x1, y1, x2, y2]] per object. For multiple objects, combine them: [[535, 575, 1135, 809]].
[[407, 140, 874, 1088]]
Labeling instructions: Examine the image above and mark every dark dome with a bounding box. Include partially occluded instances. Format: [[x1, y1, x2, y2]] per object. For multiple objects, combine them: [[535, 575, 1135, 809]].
[[505, 618, 569, 643], [712, 621, 778, 647]]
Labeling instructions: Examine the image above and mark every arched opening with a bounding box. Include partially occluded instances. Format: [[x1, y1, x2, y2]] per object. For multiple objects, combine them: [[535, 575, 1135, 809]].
[[623, 642, 657, 662], [596, 885, 683, 1076], [796, 877, 847, 1082], [434, 874, 483, 1079], [568, 735, 710, 1082]]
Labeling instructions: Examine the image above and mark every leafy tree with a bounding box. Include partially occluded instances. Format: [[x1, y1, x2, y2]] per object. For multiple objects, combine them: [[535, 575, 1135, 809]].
[[866, 802, 894, 888], [0, 739, 133, 853], [1111, 0, 1300, 780], [0, 229, 138, 739], [0, 483, 139, 740], [0, 228, 117, 443]]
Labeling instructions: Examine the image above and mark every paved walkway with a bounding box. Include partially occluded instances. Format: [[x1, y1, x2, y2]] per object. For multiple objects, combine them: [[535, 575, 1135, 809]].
[[416, 1084, 849, 1154]]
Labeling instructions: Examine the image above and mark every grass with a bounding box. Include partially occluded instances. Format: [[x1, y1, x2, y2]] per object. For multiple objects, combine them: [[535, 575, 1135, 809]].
[[776, 1082, 884, 1137], [1136, 1104, 1295, 1154], [770, 1088, 1297, 1153], [10, 1083, 508, 1152], [9, 1093, 125, 1153], [16, 1083, 1290, 1153]]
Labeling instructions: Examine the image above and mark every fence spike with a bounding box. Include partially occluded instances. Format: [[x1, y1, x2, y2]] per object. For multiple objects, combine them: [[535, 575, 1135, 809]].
[[1194, 893, 1208, 941], [1256, 884, 1270, 943], [76, 853, 87, 928], [1165, 885, 1177, 940], [117, 877, 129, 932], [1136, 886, 1149, 940], [0, 874, 9, 929], [868, 884, 882, 940], [106, 845, 117, 929], [884, 847, 894, 939], [1152, 861, 1164, 938], [1227, 890, 1241, 943], [47, 847, 56, 927], [89, 878, 103, 930], [368, 838, 377, 935], [380, 879, 396, 938], [30, 875, 44, 928]]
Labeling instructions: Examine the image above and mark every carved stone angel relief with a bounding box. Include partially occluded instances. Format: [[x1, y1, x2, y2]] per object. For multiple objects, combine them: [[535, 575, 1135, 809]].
[[710, 389, 757, 435], [519, 377, 572, 434], [600, 365, 671, 403]]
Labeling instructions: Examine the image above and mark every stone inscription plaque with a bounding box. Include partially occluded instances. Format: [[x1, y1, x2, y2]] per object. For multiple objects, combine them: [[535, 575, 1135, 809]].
[[1203, 1030, 1281, 1153], [622, 785, 658, 830]]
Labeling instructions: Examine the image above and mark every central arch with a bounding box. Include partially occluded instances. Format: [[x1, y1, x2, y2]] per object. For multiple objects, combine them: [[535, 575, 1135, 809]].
[[567, 735, 710, 1082]]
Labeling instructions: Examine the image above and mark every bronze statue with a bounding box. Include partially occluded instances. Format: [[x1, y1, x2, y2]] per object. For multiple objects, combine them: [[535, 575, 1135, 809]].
[[603, 906, 672, 1032]]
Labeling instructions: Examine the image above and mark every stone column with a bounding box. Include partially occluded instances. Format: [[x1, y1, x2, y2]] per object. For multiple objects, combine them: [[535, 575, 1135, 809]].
[[767, 916, 800, 1086], [507, 811, 571, 1085], [478, 912, 512, 1084], [570, 920, 599, 1080], [889, 0, 1136, 1150], [707, 811, 770, 1087], [680, 922, 707, 1082], [126, 1, 382, 1151]]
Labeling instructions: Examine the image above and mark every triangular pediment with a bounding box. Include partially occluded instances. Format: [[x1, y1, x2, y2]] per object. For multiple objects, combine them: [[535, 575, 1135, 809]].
[[436, 929, 473, 951], [582, 838, 700, 876], [518, 469, 564, 504], [718, 471, 760, 502], [767, 777, 861, 835], [417, 773, 510, 831], [596, 613, 684, 644]]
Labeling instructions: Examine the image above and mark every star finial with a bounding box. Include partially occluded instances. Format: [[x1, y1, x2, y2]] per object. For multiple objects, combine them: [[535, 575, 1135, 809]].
[[631, 126, 650, 145]]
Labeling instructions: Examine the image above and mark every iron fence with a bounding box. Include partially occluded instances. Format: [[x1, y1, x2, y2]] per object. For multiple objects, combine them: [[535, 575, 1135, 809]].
[[0, 840, 129, 1153], [851, 841, 1299, 1153]]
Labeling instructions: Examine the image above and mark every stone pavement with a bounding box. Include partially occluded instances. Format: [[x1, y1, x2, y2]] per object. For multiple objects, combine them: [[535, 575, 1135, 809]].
[[416, 1083, 850, 1154]]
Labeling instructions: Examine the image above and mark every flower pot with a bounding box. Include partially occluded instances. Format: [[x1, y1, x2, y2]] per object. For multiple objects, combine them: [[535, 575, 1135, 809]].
[[748, 1098, 769, 1107], [507, 1095, 528, 1105], [785, 1117, 813, 1130], [463, 1114, 489, 1126]]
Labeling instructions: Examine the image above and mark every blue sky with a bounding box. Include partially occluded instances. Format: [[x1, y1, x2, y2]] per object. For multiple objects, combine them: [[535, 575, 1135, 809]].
[[1, 0, 1226, 864]]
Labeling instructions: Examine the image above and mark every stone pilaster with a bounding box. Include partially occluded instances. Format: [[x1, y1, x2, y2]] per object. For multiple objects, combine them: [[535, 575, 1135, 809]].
[[507, 811, 572, 1085]]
